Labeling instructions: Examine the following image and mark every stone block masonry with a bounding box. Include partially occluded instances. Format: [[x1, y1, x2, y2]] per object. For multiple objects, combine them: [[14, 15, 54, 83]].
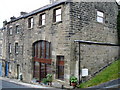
[[3, 0, 119, 87]]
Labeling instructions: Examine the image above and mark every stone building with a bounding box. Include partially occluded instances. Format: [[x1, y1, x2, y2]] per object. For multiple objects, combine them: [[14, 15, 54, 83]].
[[4, 0, 119, 86], [0, 22, 7, 77]]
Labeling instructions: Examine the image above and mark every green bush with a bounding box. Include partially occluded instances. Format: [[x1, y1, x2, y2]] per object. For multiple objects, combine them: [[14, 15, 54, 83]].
[[42, 78, 48, 84], [70, 76, 78, 83], [46, 74, 52, 82]]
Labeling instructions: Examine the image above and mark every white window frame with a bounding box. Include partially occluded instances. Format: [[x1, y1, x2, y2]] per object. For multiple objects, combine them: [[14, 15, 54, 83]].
[[0, 44, 2, 56], [15, 43, 19, 54], [16, 25, 20, 34], [40, 14, 45, 26], [9, 27, 13, 35], [97, 11, 104, 23], [0, 33, 3, 40], [9, 43, 12, 54], [54, 8, 62, 22], [28, 17, 34, 28]]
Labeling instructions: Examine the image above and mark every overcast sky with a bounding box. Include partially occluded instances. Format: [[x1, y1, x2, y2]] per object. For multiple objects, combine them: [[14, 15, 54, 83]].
[[0, 0, 120, 28]]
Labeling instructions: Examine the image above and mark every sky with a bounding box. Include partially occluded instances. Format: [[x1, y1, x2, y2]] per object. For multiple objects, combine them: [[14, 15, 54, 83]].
[[0, 0, 120, 28]]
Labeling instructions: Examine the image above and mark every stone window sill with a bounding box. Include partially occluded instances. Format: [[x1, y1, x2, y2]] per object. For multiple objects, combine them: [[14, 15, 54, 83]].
[[38, 25, 46, 28], [52, 21, 62, 25], [28, 27, 33, 30]]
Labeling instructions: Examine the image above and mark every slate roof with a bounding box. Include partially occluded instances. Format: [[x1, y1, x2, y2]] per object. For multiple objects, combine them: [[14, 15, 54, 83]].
[[7, 0, 69, 24]]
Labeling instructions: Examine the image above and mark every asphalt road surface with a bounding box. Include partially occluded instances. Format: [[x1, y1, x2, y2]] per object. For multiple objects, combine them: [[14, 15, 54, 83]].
[[0, 80, 57, 90], [1, 80, 30, 88]]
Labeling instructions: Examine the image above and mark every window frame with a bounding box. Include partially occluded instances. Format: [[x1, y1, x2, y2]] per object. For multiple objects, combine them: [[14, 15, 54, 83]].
[[97, 10, 104, 23], [56, 55, 64, 80], [0, 33, 3, 40], [28, 17, 34, 28], [9, 43, 12, 54], [9, 27, 13, 35], [0, 44, 2, 56], [15, 43, 19, 54], [15, 25, 20, 34], [53, 8, 62, 22], [39, 13, 46, 26]]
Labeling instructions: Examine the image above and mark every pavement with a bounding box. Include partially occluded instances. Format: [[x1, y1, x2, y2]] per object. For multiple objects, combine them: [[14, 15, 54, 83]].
[[0, 76, 53, 89]]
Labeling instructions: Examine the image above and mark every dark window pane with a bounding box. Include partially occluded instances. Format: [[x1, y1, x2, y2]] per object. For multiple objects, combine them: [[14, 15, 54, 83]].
[[41, 41, 44, 58], [34, 62, 40, 80], [56, 56, 64, 80]]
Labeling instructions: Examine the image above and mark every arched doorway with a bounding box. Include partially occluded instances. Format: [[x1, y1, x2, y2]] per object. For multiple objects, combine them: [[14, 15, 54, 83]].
[[33, 40, 52, 82]]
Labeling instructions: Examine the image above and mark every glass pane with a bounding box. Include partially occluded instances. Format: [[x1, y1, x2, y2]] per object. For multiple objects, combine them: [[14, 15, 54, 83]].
[[42, 14, 45, 20], [46, 42, 49, 59], [97, 17, 103, 23], [56, 15, 61, 22], [35, 44, 38, 57], [46, 64, 52, 74], [56, 8, 61, 15], [40, 63, 45, 80], [38, 42, 40, 58], [41, 41, 44, 58], [0, 33, 3, 39], [97, 11, 103, 17], [9, 28, 12, 35], [15, 43, 18, 54], [31, 18, 33, 28], [34, 62, 40, 79], [16, 26, 20, 33], [42, 20, 45, 25], [0, 46, 2, 56], [58, 66, 64, 80], [31, 18, 33, 23], [9, 43, 12, 53]]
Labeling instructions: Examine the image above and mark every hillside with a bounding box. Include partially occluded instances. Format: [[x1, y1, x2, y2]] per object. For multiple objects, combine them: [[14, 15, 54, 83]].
[[79, 59, 120, 88]]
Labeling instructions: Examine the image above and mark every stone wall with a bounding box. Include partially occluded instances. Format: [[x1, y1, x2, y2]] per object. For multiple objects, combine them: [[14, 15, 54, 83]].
[[22, 3, 71, 83], [69, 2, 118, 43], [69, 2, 119, 82]]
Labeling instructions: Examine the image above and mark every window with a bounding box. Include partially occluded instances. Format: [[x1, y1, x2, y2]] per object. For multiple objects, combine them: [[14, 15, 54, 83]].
[[97, 11, 104, 23], [28, 17, 34, 28], [0, 44, 2, 56], [9, 43, 12, 54], [16, 25, 20, 34], [56, 56, 64, 80], [53, 8, 62, 22], [39, 14, 45, 26], [15, 43, 19, 54], [9, 27, 13, 35], [0, 33, 3, 40], [33, 40, 51, 59], [33, 40, 52, 81]]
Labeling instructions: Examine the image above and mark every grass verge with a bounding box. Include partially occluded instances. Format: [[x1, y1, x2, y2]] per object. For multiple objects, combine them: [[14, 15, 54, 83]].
[[78, 59, 120, 88]]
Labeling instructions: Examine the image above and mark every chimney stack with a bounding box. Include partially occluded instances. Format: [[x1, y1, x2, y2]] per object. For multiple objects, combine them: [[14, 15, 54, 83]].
[[10, 16, 16, 21], [3, 20, 7, 27], [20, 12, 28, 16]]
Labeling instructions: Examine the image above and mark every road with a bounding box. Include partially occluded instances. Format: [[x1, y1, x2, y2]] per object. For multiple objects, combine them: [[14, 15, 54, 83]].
[[1, 80, 31, 88]]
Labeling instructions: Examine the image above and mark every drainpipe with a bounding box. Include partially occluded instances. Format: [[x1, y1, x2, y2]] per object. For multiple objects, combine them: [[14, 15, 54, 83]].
[[74, 41, 81, 84], [78, 42, 81, 84]]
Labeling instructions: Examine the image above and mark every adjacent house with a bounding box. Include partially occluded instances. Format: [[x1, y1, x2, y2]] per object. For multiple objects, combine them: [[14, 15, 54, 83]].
[[3, 0, 119, 87], [0, 22, 7, 77]]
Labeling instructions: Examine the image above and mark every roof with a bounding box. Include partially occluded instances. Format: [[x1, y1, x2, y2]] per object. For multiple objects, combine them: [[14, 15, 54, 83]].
[[7, 0, 69, 24], [74, 40, 120, 46], [7, 0, 118, 24]]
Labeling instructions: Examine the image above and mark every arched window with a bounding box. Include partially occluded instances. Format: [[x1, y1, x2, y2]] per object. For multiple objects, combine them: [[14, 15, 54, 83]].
[[33, 40, 51, 59], [33, 40, 52, 81]]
